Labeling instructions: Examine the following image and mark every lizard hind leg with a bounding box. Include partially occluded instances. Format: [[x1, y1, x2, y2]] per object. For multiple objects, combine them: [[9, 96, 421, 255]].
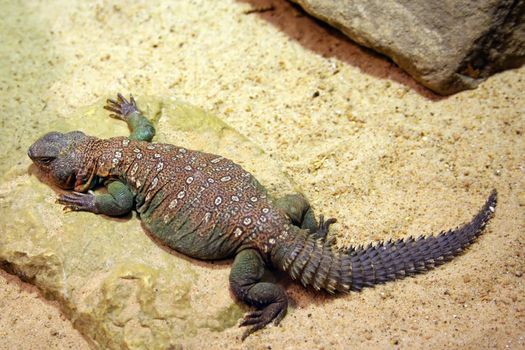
[[229, 249, 288, 340], [274, 193, 317, 230], [274, 193, 336, 239]]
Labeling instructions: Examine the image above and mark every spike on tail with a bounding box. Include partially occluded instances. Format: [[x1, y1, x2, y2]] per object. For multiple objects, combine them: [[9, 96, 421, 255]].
[[271, 190, 497, 294], [348, 189, 497, 291]]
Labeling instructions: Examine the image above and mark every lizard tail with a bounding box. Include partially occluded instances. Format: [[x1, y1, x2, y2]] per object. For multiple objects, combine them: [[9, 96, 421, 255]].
[[271, 190, 497, 293]]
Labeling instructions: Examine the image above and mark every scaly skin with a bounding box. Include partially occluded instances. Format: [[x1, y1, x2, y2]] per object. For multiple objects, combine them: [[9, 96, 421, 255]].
[[28, 94, 497, 340]]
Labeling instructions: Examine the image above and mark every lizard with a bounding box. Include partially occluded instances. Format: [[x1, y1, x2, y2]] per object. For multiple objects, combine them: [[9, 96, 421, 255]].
[[27, 93, 497, 340]]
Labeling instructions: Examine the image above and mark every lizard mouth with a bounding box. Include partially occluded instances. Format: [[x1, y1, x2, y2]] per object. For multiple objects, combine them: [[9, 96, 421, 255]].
[[46, 171, 77, 190]]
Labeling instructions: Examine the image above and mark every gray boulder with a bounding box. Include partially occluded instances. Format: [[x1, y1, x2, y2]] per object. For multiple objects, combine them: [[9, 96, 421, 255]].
[[290, 0, 525, 95]]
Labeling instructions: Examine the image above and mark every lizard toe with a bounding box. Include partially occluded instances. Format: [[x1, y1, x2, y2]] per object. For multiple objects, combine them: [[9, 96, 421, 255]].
[[314, 214, 337, 239], [239, 302, 286, 340], [57, 192, 97, 212], [104, 93, 139, 119]]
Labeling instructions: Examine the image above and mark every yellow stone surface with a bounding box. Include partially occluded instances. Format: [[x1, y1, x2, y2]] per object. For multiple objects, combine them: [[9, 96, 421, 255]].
[[0, 98, 296, 349]]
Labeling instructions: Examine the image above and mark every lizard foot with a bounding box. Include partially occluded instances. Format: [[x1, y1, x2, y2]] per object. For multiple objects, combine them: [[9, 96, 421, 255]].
[[240, 303, 286, 341], [57, 192, 98, 213], [315, 214, 337, 239], [103, 93, 139, 120]]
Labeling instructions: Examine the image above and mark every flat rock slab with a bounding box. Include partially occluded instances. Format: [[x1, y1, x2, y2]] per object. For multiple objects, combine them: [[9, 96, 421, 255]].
[[0, 97, 299, 349], [290, 0, 525, 95]]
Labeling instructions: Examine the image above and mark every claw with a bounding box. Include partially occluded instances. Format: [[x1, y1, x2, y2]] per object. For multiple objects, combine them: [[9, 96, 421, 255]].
[[239, 303, 287, 341], [240, 317, 262, 327], [57, 192, 98, 213], [103, 93, 139, 119], [240, 310, 264, 326], [324, 217, 337, 227], [241, 311, 263, 320], [103, 106, 121, 114], [272, 308, 286, 326], [241, 325, 264, 341], [315, 214, 337, 239], [61, 205, 74, 213]]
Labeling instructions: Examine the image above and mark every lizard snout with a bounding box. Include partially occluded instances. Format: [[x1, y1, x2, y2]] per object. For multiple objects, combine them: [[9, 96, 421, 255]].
[[27, 147, 34, 159]]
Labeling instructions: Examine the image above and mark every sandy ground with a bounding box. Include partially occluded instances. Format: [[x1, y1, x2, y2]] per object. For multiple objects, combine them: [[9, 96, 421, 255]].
[[1, 0, 524, 349]]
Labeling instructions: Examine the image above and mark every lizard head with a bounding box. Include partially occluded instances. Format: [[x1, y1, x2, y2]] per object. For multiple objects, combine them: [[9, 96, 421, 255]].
[[28, 131, 88, 189]]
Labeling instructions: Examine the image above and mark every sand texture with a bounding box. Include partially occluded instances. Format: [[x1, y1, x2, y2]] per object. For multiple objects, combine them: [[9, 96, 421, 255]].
[[0, 0, 523, 349]]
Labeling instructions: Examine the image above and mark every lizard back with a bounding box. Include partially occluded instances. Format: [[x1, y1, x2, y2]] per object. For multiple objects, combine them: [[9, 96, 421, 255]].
[[92, 137, 292, 260]]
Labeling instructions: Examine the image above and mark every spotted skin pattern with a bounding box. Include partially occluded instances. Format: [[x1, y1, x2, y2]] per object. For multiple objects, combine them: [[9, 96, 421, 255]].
[[28, 94, 497, 340], [92, 136, 291, 260]]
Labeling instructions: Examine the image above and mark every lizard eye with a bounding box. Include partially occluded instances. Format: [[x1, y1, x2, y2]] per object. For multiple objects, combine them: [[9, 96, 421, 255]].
[[38, 157, 55, 165]]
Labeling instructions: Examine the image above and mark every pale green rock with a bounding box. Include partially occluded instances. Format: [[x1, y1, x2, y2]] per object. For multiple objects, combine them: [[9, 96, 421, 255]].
[[0, 98, 299, 349]]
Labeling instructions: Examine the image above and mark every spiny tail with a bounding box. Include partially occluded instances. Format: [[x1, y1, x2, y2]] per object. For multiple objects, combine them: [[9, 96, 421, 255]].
[[270, 190, 497, 293]]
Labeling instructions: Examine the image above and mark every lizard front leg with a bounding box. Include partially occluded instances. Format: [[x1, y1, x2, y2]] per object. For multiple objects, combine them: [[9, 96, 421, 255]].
[[104, 93, 156, 142], [57, 180, 134, 216], [230, 249, 288, 340]]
